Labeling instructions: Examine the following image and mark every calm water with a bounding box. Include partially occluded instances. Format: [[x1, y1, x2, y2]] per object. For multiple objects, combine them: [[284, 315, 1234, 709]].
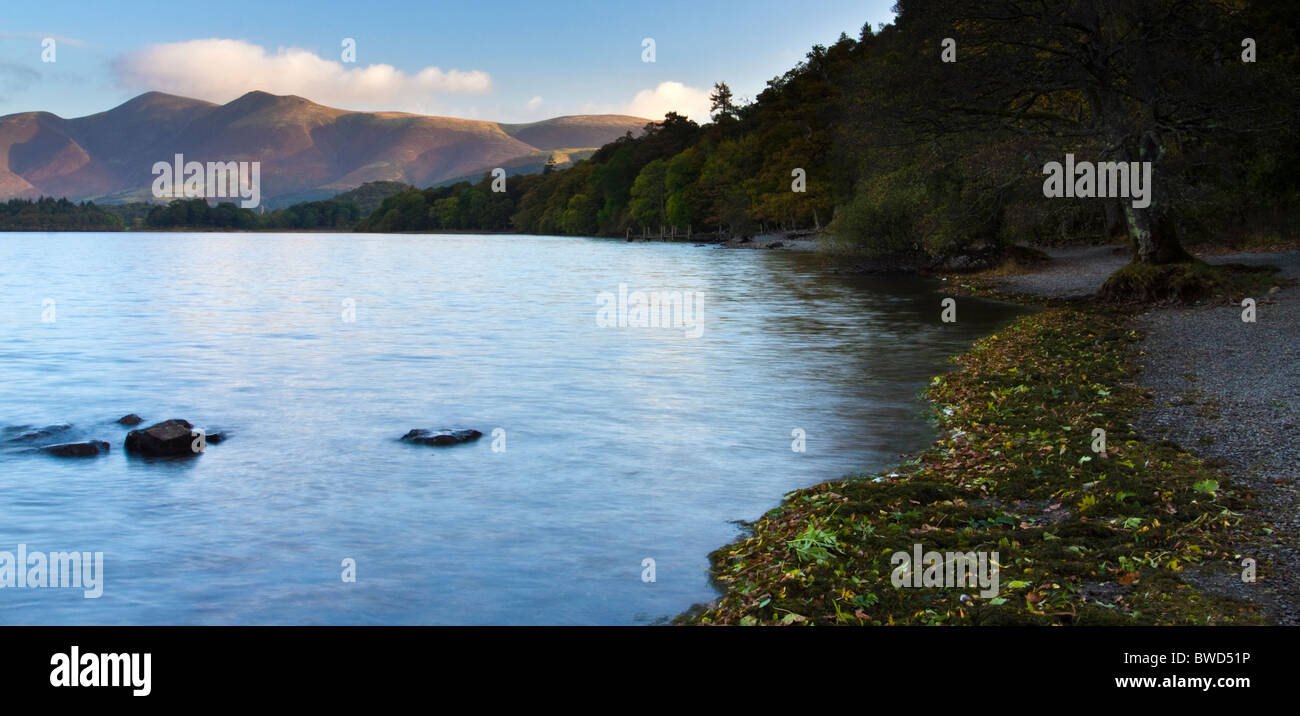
[[0, 233, 1027, 624]]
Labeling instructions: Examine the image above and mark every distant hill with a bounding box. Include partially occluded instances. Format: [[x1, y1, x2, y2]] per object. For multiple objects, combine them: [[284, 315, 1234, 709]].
[[432, 148, 598, 187], [328, 181, 412, 215], [0, 91, 649, 205], [499, 115, 643, 151]]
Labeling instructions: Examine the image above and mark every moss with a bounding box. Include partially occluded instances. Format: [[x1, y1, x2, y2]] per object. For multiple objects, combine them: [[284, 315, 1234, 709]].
[[1096, 260, 1281, 304], [683, 308, 1267, 626]]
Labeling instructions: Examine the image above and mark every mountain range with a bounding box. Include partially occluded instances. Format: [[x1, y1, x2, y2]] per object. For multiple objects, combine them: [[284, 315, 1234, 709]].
[[0, 91, 649, 206]]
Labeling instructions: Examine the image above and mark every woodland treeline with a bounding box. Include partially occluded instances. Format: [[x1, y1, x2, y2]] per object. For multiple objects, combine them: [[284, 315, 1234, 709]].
[[0, 198, 124, 230], [6, 0, 1297, 277]]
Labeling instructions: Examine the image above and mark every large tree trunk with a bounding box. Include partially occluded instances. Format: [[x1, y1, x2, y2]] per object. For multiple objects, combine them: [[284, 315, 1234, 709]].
[[1121, 132, 1191, 264], [1124, 204, 1191, 264]]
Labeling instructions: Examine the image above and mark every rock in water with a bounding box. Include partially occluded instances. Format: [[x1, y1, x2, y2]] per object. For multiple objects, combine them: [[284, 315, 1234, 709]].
[[6, 424, 73, 443], [125, 419, 201, 457], [400, 428, 483, 447], [41, 441, 110, 458], [117, 414, 144, 426]]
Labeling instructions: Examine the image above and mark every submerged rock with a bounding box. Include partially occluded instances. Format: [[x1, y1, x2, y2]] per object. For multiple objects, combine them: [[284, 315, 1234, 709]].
[[124, 419, 202, 457], [5, 423, 73, 443], [400, 428, 483, 447], [41, 441, 110, 458], [117, 414, 144, 426]]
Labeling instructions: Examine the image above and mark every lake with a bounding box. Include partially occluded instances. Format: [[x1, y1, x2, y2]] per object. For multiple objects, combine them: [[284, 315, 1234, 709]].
[[0, 233, 1028, 624]]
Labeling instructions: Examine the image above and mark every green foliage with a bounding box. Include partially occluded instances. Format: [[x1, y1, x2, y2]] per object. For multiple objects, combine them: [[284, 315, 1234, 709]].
[[139, 198, 360, 230], [100, 202, 156, 230], [788, 523, 841, 564], [0, 198, 124, 231], [827, 169, 923, 258], [629, 159, 668, 229], [264, 200, 361, 229], [664, 147, 705, 228], [330, 181, 413, 217], [358, 171, 537, 233]]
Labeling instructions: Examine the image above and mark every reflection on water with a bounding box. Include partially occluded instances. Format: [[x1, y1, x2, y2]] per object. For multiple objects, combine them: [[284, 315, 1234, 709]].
[[0, 233, 1029, 624]]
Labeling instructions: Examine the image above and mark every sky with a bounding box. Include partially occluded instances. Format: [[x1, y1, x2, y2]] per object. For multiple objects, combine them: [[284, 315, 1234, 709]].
[[0, 0, 897, 123]]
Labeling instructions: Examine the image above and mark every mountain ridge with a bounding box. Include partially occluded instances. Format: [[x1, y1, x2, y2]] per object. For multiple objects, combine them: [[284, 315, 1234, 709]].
[[0, 91, 649, 205]]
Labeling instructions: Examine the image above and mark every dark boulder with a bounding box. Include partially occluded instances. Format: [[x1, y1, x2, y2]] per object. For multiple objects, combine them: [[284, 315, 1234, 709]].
[[41, 441, 110, 458], [400, 428, 483, 447], [117, 414, 144, 426], [124, 419, 201, 457]]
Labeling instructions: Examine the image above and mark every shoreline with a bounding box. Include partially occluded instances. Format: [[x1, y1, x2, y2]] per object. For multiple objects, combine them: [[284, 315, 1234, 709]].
[[680, 247, 1296, 625]]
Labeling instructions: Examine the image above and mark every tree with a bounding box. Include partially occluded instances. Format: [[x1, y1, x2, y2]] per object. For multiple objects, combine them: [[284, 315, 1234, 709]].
[[629, 159, 669, 231], [889, 0, 1296, 266], [665, 147, 706, 230], [709, 82, 738, 122], [562, 193, 599, 235]]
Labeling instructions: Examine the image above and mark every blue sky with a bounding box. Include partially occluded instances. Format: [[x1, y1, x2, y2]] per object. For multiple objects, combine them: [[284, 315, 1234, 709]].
[[0, 0, 897, 123]]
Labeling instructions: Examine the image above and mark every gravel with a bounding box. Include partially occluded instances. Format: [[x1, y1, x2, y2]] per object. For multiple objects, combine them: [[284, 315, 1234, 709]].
[[992, 245, 1130, 299], [996, 247, 1300, 623]]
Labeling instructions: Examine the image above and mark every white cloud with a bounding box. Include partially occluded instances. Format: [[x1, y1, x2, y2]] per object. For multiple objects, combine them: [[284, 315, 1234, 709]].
[[112, 39, 491, 110], [527, 95, 543, 110], [625, 81, 711, 123]]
